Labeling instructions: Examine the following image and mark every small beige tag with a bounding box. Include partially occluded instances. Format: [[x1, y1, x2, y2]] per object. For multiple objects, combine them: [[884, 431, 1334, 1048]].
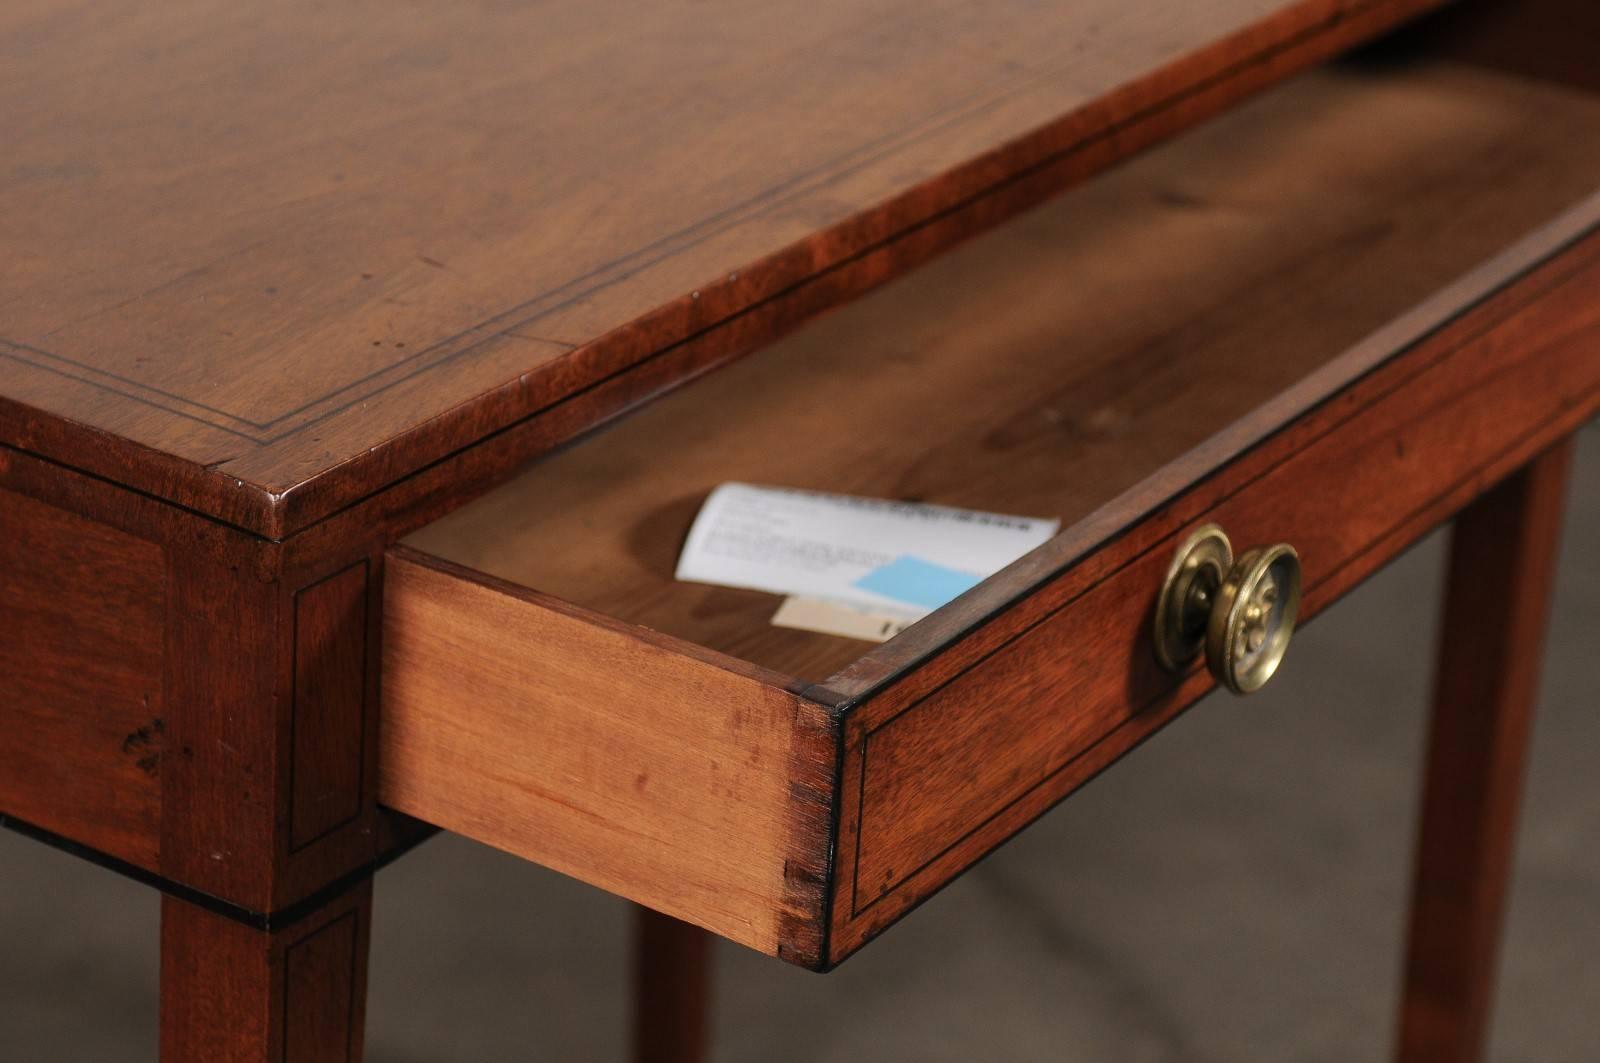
[[770, 596, 918, 643]]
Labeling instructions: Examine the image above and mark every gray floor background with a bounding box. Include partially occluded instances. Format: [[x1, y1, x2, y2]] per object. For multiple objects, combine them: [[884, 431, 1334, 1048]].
[[3, 425, 1595, 1062]]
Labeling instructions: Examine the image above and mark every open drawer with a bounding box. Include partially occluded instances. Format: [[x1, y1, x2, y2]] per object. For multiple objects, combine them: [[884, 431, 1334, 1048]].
[[379, 25, 1600, 969]]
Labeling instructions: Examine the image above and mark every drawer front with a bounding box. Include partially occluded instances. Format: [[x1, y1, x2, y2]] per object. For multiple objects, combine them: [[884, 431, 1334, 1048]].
[[824, 226, 1600, 964]]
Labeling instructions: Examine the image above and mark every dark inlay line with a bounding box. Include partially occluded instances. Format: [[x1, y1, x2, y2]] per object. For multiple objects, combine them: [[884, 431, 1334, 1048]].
[[845, 367, 1598, 922], [0, 810, 433, 930], [0, 37, 1061, 438], [5, 0, 1398, 448]]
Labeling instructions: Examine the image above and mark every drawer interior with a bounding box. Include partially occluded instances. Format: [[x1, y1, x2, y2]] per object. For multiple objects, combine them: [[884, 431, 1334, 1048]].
[[407, 46, 1600, 683]]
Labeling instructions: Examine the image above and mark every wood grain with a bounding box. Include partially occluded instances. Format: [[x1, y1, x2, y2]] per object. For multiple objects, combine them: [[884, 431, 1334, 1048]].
[[159, 552, 288, 909], [160, 880, 371, 1062], [0, 434, 394, 914], [290, 562, 370, 852], [409, 57, 1600, 683], [821, 219, 1600, 964], [634, 907, 713, 1063], [1, 12, 1594, 1048], [1394, 440, 1574, 1063], [0, 0, 1446, 536], [378, 548, 837, 965], [154, 528, 393, 912], [0, 487, 164, 869], [391, 200, 1600, 968], [390, 50, 1600, 965]]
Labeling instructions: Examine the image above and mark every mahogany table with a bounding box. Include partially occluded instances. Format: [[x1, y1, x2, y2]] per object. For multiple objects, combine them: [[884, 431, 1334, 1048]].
[[2, 1, 1595, 1059]]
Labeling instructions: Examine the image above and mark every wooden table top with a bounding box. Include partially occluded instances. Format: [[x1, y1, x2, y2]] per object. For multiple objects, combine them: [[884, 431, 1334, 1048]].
[[0, 0, 1440, 538]]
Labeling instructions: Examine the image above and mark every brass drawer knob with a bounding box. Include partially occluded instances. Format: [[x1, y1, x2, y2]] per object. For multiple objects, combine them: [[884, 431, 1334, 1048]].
[[1153, 524, 1302, 694]]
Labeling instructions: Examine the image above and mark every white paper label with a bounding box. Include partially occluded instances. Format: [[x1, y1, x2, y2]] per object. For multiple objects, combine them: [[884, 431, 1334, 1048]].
[[769, 596, 919, 643], [674, 483, 1059, 619]]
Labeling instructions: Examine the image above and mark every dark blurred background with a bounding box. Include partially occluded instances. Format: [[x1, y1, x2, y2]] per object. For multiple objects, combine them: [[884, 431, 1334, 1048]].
[[4, 423, 1595, 1062]]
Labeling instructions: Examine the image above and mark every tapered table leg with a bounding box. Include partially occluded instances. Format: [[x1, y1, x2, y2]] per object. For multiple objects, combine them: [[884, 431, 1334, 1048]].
[[1394, 439, 1575, 1063], [633, 905, 712, 1063], [160, 879, 372, 1062]]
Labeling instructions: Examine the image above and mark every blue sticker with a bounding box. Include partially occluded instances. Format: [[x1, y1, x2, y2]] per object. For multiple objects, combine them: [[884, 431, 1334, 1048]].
[[854, 555, 981, 610]]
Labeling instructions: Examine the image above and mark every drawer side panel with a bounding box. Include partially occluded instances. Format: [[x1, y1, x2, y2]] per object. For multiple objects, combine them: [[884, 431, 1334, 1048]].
[[378, 549, 836, 963]]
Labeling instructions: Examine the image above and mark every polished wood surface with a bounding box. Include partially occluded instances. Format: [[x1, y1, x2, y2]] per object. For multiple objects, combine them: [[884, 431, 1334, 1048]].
[[379, 548, 836, 964], [1395, 441, 1574, 1063], [160, 548, 386, 912], [0, 0, 1444, 537], [290, 562, 372, 852], [1, 2, 1595, 1055], [409, 57, 1600, 682], [634, 908, 712, 1063], [160, 882, 372, 1063]]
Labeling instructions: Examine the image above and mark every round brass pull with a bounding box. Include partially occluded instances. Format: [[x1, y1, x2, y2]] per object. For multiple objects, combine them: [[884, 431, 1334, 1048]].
[[1152, 524, 1302, 695]]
